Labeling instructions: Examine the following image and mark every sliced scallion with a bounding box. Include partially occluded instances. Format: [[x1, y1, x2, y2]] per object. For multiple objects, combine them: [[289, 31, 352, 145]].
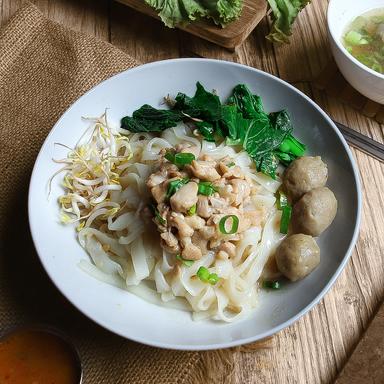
[[198, 181, 217, 196], [176, 254, 194, 267], [219, 215, 239, 235], [174, 152, 195, 165], [280, 205, 292, 234], [207, 273, 219, 285], [164, 150, 176, 163], [166, 178, 189, 199], [187, 204, 197, 216], [196, 266, 220, 285], [197, 266, 210, 282], [165, 150, 195, 166]]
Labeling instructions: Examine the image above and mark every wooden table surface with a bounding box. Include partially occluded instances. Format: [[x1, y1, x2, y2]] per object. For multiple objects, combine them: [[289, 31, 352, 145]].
[[1, 1, 384, 383]]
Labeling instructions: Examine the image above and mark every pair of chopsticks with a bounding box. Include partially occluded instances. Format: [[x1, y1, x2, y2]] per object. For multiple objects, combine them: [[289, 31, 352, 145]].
[[333, 120, 384, 163]]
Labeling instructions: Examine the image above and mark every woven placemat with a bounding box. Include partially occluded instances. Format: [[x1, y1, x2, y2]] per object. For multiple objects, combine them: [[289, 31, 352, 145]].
[[314, 60, 384, 124], [0, 3, 203, 383]]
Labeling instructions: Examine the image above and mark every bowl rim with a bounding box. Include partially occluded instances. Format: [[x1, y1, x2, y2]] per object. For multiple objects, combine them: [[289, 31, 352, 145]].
[[28, 58, 362, 350], [327, 0, 384, 80]]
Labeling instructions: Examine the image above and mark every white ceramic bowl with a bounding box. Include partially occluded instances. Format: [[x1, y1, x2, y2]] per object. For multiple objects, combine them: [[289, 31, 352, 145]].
[[327, 0, 384, 104], [28, 59, 361, 350]]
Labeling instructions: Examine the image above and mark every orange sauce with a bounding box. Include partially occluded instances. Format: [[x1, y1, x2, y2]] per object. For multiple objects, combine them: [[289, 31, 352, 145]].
[[0, 328, 80, 384]]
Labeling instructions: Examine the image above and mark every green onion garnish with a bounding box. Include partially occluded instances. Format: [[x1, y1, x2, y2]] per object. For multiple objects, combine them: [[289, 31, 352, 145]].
[[227, 162, 235, 167], [175, 152, 195, 165], [219, 215, 239, 235], [164, 150, 175, 163], [198, 181, 217, 196], [187, 204, 197, 216], [207, 273, 219, 285], [276, 190, 288, 210], [166, 178, 189, 199], [176, 254, 194, 267], [165, 150, 195, 166], [196, 266, 220, 285], [262, 280, 281, 290], [150, 204, 166, 225], [280, 205, 292, 234]]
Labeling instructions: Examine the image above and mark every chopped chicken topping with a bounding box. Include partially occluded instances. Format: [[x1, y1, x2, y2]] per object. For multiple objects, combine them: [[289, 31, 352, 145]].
[[147, 145, 265, 261], [170, 182, 198, 213]]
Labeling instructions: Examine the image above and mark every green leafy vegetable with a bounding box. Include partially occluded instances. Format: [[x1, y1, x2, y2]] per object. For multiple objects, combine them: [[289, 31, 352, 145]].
[[228, 84, 265, 118], [280, 205, 292, 234], [187, 204, 197, 216], [219, 215, 239, 234], [174, 82, 222, 121], [144, 0, 243, 28], [166, 178, 189, 199], [176, 254, 194, 267], [121, 105, 182, 132], [121, 82, 306, 179], [266, 0, 312, 44], [254, 152, 279, 179], [221, 104, 250, 145], [263, 280, 281, 290], [196, 266, 220, 285], [198, 181, 218, 196], [195, 121, 216, 142], [143, 0, 312, 44]]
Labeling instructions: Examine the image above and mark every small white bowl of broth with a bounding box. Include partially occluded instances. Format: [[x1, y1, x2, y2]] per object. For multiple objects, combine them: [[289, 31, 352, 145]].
[[328, 0, 384, 104]]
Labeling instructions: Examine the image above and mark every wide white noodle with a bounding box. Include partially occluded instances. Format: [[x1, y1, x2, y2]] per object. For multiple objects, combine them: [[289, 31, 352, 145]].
[[56, 117, 284, 322]]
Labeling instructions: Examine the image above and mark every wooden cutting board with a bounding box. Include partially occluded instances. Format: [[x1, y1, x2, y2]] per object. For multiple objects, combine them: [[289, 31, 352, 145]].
[[116, 0, 268, 49], [335, 300, 384, 383]]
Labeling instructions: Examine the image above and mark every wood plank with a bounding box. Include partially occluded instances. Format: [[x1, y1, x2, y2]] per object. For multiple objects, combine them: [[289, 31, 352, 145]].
[[0, 0, 109, 39], [115, 0, 267, 49]]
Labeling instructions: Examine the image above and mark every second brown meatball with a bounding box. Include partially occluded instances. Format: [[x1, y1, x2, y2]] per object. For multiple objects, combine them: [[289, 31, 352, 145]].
[[291, 187, 337, 237], [275, 234, 320, 281], [283, 156, 328, 202]]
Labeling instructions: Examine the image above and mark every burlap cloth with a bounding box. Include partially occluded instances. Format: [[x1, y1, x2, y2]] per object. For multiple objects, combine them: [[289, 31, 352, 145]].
[[0, 3, 218, 383]]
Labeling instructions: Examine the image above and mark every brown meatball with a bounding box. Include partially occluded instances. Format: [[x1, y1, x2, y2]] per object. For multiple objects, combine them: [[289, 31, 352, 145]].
[[291, 187, 337, 237], [275, 234, 320, 281], [283, 156, 328, 202]]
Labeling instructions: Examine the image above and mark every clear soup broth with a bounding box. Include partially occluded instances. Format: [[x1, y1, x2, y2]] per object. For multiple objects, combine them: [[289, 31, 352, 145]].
[[343, 8, 384, 74]]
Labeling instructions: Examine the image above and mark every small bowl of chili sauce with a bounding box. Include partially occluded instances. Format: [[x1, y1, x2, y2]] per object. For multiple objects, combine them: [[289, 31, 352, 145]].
[[0, 325, 82, 384]]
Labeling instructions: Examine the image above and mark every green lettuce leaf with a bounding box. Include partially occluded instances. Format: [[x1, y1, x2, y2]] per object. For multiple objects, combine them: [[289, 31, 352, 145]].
[[266, 0, 311, 43], [145, 0, 242, 28], [200, 0, 243, 25]]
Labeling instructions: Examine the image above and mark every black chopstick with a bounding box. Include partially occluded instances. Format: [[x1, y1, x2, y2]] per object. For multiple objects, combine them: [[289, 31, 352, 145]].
[[333, 120, 384, 163]]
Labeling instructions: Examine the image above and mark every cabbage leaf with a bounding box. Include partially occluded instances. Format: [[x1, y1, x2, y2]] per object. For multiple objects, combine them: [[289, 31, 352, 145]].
[[266, 0, 312, 43]]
